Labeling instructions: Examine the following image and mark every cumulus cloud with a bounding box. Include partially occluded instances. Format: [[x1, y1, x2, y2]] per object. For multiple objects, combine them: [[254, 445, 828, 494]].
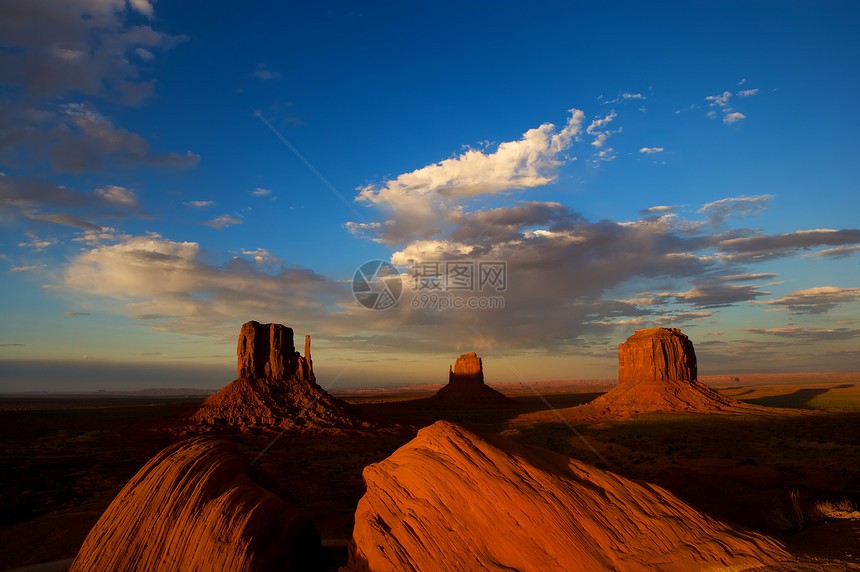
[[723, 111, 746, 124], [622, 92, 645, 100], [354, 109, 585, 243], [753, 286, 860, 314], [698, 194, 773, 226], [639, 147, 664, 154], [251, 187, 274, 197], [704, 88, 752, 124]]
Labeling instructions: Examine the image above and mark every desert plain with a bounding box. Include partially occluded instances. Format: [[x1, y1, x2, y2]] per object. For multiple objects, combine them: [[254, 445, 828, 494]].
[[1, 329, 858, 571]]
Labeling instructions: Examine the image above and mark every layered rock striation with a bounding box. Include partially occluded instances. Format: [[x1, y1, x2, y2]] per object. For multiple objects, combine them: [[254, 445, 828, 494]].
[[71, 437, 320, 571], [192, 321, 363, 429], [590, 327, 741, 414], [345, 421, 788, 572]]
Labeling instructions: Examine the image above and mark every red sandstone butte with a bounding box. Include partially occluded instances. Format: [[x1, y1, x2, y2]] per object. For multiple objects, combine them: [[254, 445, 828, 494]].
[[344, 421, 788, 572], [192, 320, 365, 429], [590, 327, 742, 414], [431, 352, 514, 409], [71, 437, 320, 572]]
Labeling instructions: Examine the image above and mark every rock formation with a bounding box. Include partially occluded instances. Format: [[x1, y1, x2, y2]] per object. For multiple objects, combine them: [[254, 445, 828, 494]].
[[71, 437, 320, 572], [192, 321, 365, 429], [589, 327, 742, 414], [430, 352, 515, 409], [344, 421, 788, 572]]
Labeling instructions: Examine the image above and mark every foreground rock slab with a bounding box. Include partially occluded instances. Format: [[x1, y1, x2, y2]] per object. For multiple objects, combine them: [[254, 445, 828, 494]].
[[71, 437, 320, 571], [345, 421, 787, 572]]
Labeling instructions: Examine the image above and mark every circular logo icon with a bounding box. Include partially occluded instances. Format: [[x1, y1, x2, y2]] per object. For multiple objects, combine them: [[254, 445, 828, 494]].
[[352, 260, 402, 310]]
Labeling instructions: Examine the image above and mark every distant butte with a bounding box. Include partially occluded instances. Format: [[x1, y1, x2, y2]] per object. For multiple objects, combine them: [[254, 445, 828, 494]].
[[191, 320, 368, 429], [429, 352, 515, 409], [589, 327, 745, 414], [344, 421, 787, 571]]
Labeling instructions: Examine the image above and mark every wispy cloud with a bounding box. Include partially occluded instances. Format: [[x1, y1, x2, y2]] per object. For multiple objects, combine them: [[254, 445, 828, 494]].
[[586, 111, 620, 148], [716, 228, 860, 261], [753, 286, 860, 314], [252, 64, 281, 80], [639, 147, 664, 154], [698, 194, 772, 226], [184, 200, 214, 208], [205, 214, 243, 229], [251, 187, 274, 197]]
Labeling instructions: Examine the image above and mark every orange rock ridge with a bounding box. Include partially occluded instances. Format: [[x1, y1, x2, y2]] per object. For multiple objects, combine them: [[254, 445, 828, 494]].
[[71, 437, 320, 571], [344, 421, 788, 572]]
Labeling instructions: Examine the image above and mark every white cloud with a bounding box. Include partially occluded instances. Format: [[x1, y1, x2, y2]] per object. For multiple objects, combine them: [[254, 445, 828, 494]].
[[241, 248, 282, 264], [706, 91, 732, 107], [251, 187, 273, 197], [723, 111, 746, 124], [639, 147, 664, 154], [738, 89, 759, 97], [622, 92, 645, 100], [586, 111, 619, 148], [355, 108, 585, 243]]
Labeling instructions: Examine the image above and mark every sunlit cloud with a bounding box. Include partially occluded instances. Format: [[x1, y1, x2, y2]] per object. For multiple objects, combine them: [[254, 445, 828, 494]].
[[205, 214, 243, 229], [639, 147, 664, 154], [753, 286, 860, 314]]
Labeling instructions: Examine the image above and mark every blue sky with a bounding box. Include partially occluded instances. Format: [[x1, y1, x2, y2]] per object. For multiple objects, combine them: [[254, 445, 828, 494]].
[[1, 0, 859, 391]]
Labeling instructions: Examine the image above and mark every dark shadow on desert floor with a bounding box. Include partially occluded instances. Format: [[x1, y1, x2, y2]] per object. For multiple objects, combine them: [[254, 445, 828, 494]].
[[741, 386, 844, 409]]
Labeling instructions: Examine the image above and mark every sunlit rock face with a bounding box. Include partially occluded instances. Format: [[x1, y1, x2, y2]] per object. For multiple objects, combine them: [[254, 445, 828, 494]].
[[71, 437, 321, 572], [590, 327, 741, 414], [345, 421, 788, 572], [192, 321, 365, 429], [618, 327, 697, 383], [448, 351, 483, 383]]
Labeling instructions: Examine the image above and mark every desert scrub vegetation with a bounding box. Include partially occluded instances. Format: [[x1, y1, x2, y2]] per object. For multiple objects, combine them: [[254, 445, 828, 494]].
[[811, 497, 858, 521]]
